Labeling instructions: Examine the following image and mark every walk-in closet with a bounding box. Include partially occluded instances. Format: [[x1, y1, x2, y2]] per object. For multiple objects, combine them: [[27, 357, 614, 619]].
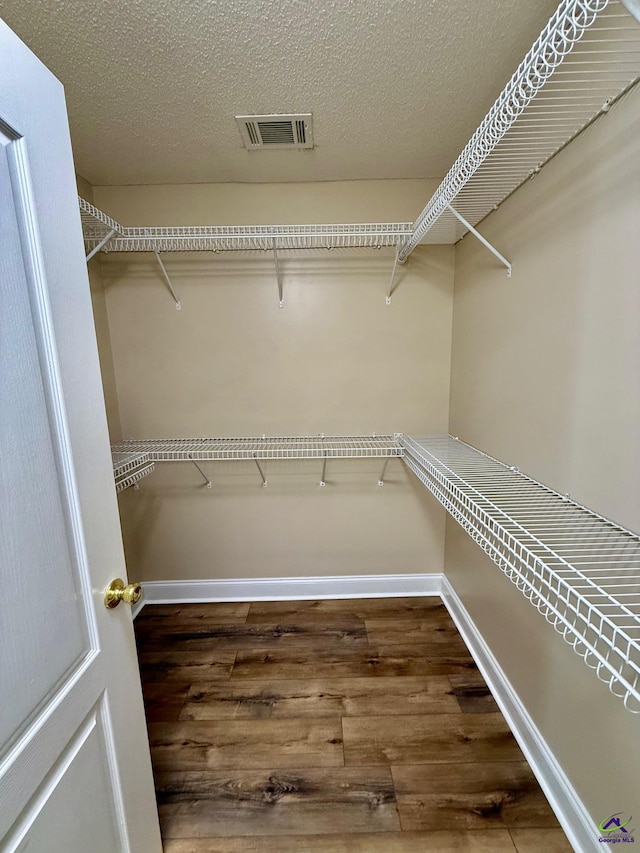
[[2, 1, 639, 851]]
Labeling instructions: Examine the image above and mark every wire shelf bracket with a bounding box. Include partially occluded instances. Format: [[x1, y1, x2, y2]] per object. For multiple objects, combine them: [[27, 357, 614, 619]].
[[378, 458, 390, 486], [447, 205, 512, 277], [273, 240, 284, 308], [154, 251, 182, 310], [253, 453, 268, 487], [86, 228, 118, 262], [188, 454, 212, 488], [319, 453, 328, 487], [401, 434, 640, 715], [386, 245, 402, 304]]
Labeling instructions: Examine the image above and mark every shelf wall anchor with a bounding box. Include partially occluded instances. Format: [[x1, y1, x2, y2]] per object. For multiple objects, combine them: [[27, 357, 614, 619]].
[[154, 251, 182, 309], [446, 205, 512, 278], [386, 245, 401, 304], [273, 240, 284, 308], [378, 458, 390, 486], [253, 454, 267, 487], [188, 456, 212, 488], [86, 228, 117, 262]]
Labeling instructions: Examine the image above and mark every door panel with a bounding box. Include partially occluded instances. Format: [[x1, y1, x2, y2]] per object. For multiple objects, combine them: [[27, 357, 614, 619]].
[[10, 705, 121, 853], [0, 139, 91, 753], [0, 21, 161, 852]]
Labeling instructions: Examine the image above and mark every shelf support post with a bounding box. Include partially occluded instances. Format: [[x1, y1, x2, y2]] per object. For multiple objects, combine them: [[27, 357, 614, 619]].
[[378, 458, 390, 487], [86, 228, 117, 262], [319, 455, 328, 487], [273, 239, 284, 308], [386, 244, 401, 304], [446, 205, 511, 277], [253, 453, 267, 487], [188, 455, 212, 488], [154, 251, 182, 309]]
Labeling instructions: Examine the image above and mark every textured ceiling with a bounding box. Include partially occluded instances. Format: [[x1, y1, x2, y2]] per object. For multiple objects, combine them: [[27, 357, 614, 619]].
[[2, 0, 559, 186]]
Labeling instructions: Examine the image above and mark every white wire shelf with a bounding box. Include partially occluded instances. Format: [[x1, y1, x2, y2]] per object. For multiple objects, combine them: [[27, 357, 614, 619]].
[[81, 214, 414, 254], [401, 0, 640, 253], [112, 450, 151, 478], [401, 434, 640, 714], [79, 197, 125, 259], [112, 435, 404, 461], [112, 450, 155, 493], [115, 464, 156, 493], [80, 197, 123, 240], [79, 3, 640, 261]]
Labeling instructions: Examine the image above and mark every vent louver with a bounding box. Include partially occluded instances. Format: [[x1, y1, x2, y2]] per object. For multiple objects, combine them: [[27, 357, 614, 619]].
[[235, 114, 314, 150]]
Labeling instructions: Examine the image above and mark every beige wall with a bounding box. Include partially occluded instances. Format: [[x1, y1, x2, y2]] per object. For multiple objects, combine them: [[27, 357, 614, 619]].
[[77, 175, 122, 442], [94, 180, 454, 581], [447, 84, 640, 827], [94, 179, 440, 228], [448, 85, 640, 532]]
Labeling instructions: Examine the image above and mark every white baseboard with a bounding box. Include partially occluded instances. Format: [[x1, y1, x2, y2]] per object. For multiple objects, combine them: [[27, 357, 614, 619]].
[[441, 576, 597, 853], [136, 572, 442, 611]]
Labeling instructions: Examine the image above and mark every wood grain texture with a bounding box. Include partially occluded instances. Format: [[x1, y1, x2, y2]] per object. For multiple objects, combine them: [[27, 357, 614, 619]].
[[137, 621, 368, 652], [232, 644, 477, 680], [180, 676, 459, 719], [149, 719, 344, 770], [135, 598, 569, 851], [392, 762, 560, 830], [448, 672, 501, 714], [343, 714, 524, 765], [142, 683, 190, 722], [161, 829, 519, 852], [138, 650, 236, 682], [155, 767, 399, 837], [136, 603, 251, 623], [509, 828, 574, 852], [365, 617, 465, 646], [246, 597, 448, 623]]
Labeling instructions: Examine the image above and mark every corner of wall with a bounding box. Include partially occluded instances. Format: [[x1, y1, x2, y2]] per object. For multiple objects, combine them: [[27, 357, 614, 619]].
[[77, 173, 123, 442]]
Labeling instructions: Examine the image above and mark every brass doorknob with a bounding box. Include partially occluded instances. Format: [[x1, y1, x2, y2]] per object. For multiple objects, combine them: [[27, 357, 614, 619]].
[[104, 578, 142, 609]]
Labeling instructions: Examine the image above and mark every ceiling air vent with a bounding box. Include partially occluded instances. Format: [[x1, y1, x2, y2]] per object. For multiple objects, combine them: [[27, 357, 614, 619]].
[[235, 114, 314, 150]]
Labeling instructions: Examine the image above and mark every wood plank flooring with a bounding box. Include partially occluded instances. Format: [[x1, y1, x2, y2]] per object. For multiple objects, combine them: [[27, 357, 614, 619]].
[[134, 598, 572, 852]]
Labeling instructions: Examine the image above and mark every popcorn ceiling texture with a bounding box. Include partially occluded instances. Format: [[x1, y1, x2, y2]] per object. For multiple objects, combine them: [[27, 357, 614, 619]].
[[3, 0, 558, 186]]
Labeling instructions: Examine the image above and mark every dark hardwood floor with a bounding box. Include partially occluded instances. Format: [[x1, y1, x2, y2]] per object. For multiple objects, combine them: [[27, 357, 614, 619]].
[[134, 598, 573, 852]]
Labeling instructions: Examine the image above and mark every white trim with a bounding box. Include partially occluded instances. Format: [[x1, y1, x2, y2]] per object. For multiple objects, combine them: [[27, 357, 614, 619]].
[[136, 573, 442, 611], [441, 576, 598, 853]]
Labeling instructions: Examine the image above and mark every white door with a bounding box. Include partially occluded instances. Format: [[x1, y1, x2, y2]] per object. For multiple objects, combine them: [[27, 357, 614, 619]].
[[0, 22, 162, 853]]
